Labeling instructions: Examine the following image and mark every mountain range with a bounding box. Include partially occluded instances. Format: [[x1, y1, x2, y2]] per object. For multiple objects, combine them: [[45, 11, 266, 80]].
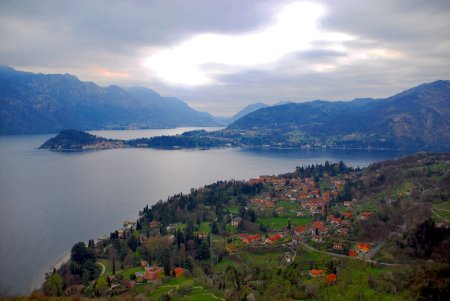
[[228, 80, 450, 150], [2, 65, 450, 151], [0, 66, 220, 134]]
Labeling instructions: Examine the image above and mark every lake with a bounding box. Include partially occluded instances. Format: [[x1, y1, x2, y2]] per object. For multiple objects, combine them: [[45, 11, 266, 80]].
[[0, 128, 411, 295]]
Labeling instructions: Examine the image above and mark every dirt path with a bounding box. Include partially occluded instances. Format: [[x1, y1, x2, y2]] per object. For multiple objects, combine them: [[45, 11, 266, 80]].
[[160, 284, 225, 301], [432, 208, 449, 221], [97, 262, 106, 276]]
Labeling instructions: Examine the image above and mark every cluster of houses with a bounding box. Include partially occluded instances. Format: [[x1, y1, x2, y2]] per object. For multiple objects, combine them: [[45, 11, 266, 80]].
[[308, 269, 337, 285], [233, 174, 376, 258], [237, 233, 285, 245], [127, 260, 186, 288], [247, 175, 344, 217]]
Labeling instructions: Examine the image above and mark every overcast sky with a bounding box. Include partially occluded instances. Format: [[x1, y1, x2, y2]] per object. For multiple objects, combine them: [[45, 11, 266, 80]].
[[1, 0, 449, 116]]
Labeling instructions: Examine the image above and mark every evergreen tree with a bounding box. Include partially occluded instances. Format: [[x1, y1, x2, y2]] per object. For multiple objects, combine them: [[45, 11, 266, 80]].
[[211, 221, 219, 235], [196, 240, 210, 260]]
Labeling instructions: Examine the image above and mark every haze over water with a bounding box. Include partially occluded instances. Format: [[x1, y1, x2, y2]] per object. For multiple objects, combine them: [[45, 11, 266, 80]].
[[0, 128, 410, 295]]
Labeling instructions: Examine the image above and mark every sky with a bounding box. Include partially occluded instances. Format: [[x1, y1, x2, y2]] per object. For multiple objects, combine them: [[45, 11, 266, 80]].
[[1, 0, 449, 116]]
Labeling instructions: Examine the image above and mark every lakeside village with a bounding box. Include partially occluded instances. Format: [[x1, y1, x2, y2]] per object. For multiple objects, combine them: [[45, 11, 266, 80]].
[[42, 161, 410, 300]]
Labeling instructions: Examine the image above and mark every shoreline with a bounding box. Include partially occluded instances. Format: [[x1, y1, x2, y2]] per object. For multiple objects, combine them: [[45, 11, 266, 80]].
[[28, 251, 70, 294]]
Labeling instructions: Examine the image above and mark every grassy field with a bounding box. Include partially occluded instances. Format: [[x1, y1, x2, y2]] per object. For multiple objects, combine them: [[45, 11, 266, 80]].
[[258, 216, 312, 230], [213, 258, 239, 273], [141, 277, 224, 301], [97, 258, 123, 281], [198, 222, 210, 233], [277, 200, 300, 211], [121, 267, 144, 280], [243, 251, 283, 268], [432, 201, 450, 221], [224, 205, 240, 214], [390, 181, 412, 198]]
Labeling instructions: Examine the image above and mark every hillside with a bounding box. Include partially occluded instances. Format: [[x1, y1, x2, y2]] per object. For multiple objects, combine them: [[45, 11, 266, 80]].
[[0, 66, 219, 134], [15, 153, 448, 300], [228, 80, 450, 150]]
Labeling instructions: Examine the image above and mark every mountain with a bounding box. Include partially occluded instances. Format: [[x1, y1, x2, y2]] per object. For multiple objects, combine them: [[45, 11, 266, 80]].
[[228, 80, 450, 150], [126, 87, 218, 127], [229, 102, 269, 123], [212, 102, 269, 125], [0, 66, 219, 134]]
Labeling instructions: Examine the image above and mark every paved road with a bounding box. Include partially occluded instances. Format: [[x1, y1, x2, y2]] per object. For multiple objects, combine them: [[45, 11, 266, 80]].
[[298, 241, 402, 266]]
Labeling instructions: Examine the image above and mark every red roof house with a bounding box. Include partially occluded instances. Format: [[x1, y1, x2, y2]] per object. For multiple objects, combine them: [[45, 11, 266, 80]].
[[309, 269, 325, 277], [173, 267, 185, 278], [326, 273, 337, 285]]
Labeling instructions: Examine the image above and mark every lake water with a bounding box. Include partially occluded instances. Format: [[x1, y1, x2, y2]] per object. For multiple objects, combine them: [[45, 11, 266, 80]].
[[0, 128, 411, 295]]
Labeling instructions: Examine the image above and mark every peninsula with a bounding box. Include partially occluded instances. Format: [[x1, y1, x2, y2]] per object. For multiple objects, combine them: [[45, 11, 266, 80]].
[[18, 152, 449, 300]]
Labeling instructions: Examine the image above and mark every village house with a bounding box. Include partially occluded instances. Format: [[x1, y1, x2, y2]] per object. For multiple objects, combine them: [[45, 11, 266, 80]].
[[326, 273, 337, 285], [127, 281, 136, 289], [140, 260, 149, 267], [117, 229, 125, 239], [360, 211, 373, 221], [94, 235, 109, 246], [343, 211, 352, 219], [240, 234, 262, 244], [144, 265, 164, 281], [336, 227, 349, 236], [134, 272, 144, 283], [149, 220, 161, 229], [195, 232, 208, 239], [309, 269, 325, 277], [265, 233, 284, 244], [312, 234, 324, 243], [284, 252, 294, 263], [333, 241, 343, 250], [357, 243, 371, 254], [294, 225, 308, 236], [165, 223, 179, 233], [173, 267, 185, 278], [230, 217, 242, 227], [327, 215, 343, 227], [311, 221, 329, 235], [123, 220, 135, 229], [349, 249, 358, 257], [292, 235, 304, 244]]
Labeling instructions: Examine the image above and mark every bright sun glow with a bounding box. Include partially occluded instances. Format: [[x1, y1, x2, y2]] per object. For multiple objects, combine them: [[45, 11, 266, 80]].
[[143, 1, 353, 86]]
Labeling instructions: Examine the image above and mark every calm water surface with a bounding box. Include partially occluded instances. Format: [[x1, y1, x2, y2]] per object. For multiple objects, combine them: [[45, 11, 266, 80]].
[[0, 128, 411, 295]]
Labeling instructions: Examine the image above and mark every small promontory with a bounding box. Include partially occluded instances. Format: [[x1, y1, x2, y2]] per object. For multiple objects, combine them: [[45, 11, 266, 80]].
[[39, 129, 126, 151]]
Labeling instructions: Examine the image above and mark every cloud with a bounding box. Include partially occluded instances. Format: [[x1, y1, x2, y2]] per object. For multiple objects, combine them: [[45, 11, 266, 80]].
[[0, 0, 449, 115], [91, 67, 129, 78], [142, 2, 354, 85]]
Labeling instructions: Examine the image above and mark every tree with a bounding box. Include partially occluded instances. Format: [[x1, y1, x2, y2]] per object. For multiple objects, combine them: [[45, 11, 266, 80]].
[[70, 242, 95, 275], [127, 234, 139, 252], [196, 240, 210, 260], [112, 258, 116, 275], [43, 273, 63, 296], [211, 221, 219, 235], [71, 242, 95, 266]]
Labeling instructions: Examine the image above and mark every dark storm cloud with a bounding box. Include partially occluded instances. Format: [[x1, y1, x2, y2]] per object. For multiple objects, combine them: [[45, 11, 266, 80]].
[[0, 0, 449, 116]]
